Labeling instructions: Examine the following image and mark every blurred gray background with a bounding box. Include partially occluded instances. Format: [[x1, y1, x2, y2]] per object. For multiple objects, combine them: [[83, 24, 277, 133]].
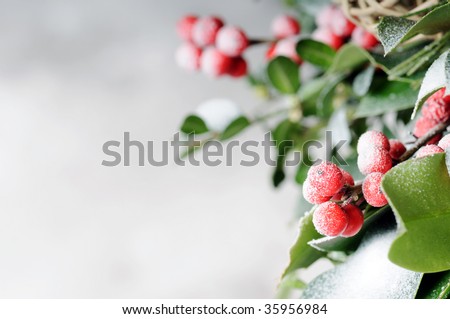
[[0, 0, 312, 298]]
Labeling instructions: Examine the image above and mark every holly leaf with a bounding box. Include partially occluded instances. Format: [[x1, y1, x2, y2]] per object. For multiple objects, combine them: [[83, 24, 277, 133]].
[[328, 44, 375, 74], [180, 115, 209, 134], [353, 66, 375, 97], [377, 3, 450, 55], [296, 39, 336, 69], [220, 116, 250, 140], [354, 80, 418, 118], [267, 56, 300, 94], [302, 228, 423, 298], [411, 50, 450, 119], [282, 211, 325, 277], [416, 270, 450, 299], [382, 153, 450, 273]]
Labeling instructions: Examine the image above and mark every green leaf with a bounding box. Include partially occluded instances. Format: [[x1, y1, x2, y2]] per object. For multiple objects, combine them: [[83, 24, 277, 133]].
[[382, 153, 450, 273], [267, 56, 300, 94], [296, 39, 336, 69], [377, 3, 450, 55], [220, 116, 250, 140], [276, 272, 307, 299], [271, 119, 301, 187], [302, 227, 423, 298], [328, 44, 374, 74], [411, 50, 450, 119], [298, 77, 329, 116], [180, 115, 209, 134], [354, 80, 418, 118], [353, 66, 375, 97], [282, 211, 325, 277], [416, 270, 450, 299]]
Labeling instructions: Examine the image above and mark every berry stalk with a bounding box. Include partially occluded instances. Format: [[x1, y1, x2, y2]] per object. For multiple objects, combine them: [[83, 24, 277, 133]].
[[400, 118, 450, 162]]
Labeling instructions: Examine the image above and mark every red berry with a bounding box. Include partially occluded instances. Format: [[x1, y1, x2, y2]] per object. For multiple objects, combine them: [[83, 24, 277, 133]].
[[176, 15, 198, 42], [330, 8, 355, 37], [216, 26, 248, 57], [438, 134, 450, 150], [200, 47, 232, 77], [357, 130, 390, 154], [341, 204, 364, 237], [175, 43, 202, 71], [313, 202, 348, 237], [358, 146, 392, 175], [303, 180, 331, 204], [192, 16, 224, 47], [340, 169, 355, 186], [421, 88, 450, 123], [312, 28, 343, 50], [415, 145, 444, 158], [227, 56, 247, 78], [413, 116, 439, 138], [265, 42, 276, 60], [362, 172, 388, 207], [271, 15, 301, 39], [316, 5, 335, 29], [307, 161, 344, 196], [351, 26, 379, 49], [273, 38, 302, 64], [389, 139, 406, 160]]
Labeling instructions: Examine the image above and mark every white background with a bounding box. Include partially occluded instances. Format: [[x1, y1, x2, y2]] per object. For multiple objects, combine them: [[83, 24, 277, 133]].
[[0, 0, 326, 297]]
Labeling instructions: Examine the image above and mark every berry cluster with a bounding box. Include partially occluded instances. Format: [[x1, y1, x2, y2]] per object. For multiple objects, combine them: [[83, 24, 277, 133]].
[[413, 88, 450, 156], [357, 131, 405, 207], [265, 15, 302, 64], [303, 162, 364, 237], [304, 131, 409, 237], [313, 5, 378, 50], [176, 15, 248, 78]]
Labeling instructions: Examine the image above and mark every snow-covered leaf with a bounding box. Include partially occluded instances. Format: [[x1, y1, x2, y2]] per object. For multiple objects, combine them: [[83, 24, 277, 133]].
[[378, 3, 450, 55], [353, 66, 375, 97], [303, 228, 422, 298], [412, 50, 450, 119]]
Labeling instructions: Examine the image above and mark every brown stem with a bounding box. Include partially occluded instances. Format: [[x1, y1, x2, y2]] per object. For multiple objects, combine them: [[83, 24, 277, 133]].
[[399, 118, 450, 162], [248, 38, 274, 46]]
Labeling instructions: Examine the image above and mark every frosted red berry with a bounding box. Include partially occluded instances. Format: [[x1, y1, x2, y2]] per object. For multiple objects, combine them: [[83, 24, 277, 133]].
[[331, 168, 354, 201], [389, 139, 406, 160], [273, 38, 302, 64], [340, 169, 355, 186], [316, 5, 335, 29], [216, 26, 248, 57], [303, 180, 331, 204], [357, 130, 390, 154], [341, 204, 364, 237], [271, 15, 301, 39], [192, 16, 224, 47], [421, 88, 450, 123], [351, 26, 379, 50], [176, 15, 198, 42], [312, 28, 343, 50], [415, 145, 444, 158], [307, 161, 344, 196], [438, 134, 450, 150], [200, 47, 232, 77], [313, 202, 348, 237], [362, 172, 388, 207], [227, 56, 247, 78], [358, 146, 392, 175], [329, 9, 355, 37], [175, 43, 202, 71]]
